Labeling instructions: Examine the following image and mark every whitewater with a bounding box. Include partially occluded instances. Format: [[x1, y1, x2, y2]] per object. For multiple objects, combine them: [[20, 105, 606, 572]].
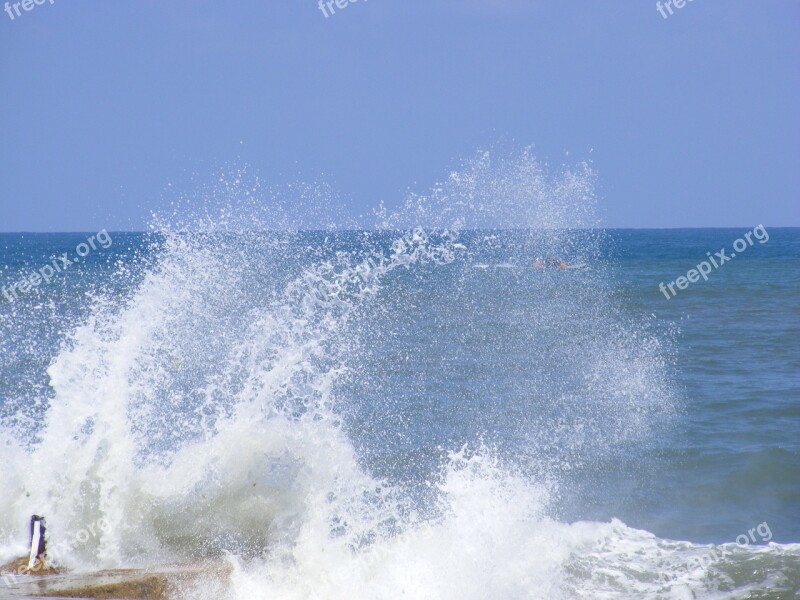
[[1, 150, 798, 599]]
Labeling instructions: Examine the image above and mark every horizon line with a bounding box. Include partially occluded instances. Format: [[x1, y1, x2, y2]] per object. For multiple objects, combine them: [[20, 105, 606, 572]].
[[1, 225, 798, 235]]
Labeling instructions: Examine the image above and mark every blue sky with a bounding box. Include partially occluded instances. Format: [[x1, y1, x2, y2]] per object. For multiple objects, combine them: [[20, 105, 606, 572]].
[[1, 0, 798, 231]]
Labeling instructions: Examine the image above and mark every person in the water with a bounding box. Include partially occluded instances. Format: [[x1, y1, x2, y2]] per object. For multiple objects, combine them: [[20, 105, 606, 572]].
[[536, 257, 567, 269]]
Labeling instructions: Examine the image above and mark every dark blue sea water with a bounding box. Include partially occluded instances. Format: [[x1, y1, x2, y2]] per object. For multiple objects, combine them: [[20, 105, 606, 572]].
[[1, 226, 798, 598]]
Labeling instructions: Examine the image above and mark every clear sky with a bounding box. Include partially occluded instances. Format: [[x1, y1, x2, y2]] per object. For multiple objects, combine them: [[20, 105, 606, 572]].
[[1, 0, 798, 231]]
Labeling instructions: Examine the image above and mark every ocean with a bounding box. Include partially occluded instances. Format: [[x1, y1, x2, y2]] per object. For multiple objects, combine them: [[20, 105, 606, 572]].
[[0, 160, 798, 599]]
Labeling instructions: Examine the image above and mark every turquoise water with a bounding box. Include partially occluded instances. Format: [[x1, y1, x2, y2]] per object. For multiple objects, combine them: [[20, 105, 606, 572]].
[[0, 226, 798, 598]]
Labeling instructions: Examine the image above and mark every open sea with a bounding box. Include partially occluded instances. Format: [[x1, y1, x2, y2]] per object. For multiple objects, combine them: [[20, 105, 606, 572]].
[[0, 161, 798, 599]]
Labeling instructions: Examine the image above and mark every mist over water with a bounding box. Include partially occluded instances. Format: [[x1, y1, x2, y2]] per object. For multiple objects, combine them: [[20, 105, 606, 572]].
[[1, 150, 798, 598]]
